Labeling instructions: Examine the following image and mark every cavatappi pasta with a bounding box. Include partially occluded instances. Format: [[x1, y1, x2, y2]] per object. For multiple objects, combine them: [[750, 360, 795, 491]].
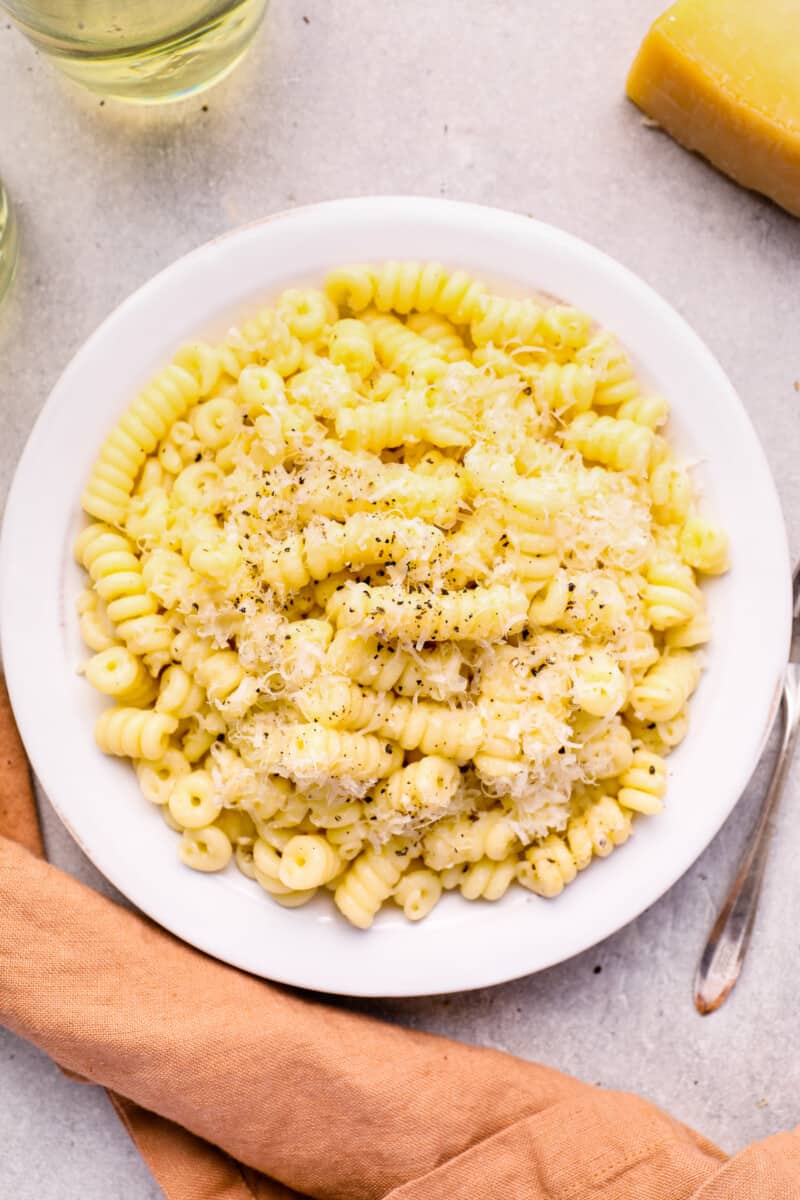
[[76, 261, 729, 929]]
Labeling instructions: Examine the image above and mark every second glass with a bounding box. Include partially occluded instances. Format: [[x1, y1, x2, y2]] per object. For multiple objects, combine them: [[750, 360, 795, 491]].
[[2, 0, 269, 104], [0, 183, 18, 308]]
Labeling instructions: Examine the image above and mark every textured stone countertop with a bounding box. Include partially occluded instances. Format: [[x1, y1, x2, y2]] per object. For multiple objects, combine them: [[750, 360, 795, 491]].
[[2, 2, 800, 1196]]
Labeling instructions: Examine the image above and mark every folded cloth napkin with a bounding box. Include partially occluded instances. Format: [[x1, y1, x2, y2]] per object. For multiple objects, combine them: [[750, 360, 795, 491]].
[[2, 677, 799, 1200]]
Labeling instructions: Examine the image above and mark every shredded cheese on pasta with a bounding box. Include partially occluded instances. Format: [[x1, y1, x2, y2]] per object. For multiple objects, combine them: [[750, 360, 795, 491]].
[[76, 262, 729, 927]]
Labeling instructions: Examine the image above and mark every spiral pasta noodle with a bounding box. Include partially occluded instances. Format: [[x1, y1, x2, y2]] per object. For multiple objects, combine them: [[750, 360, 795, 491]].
[[563, 411, 654, 476], [360, 310, 448, 380], [297, 676, 483, 761], [405, 312, 469, 362], [95, 707, 177, 760], [333, 260, 486, 325], [326, 581, 529, 642], [335, 388, 471, 452], [517, 794, 632, 897], [334, 840, 412, 929]]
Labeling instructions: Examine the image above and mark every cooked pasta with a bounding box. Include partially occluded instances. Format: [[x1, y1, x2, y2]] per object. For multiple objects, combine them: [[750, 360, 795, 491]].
[[442, 856, 518, 901], [333, 839, 412, 929], [393, 868, 443, 920], [85, 646, 157, 708], [76, 262, 727, 928]]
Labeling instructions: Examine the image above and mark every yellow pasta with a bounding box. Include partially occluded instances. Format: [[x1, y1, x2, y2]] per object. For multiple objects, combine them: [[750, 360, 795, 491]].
[[679, 516, 730, 575], [333, 839, 412, 929], [360, 309, 448, 380], [85, 647, 157, 708], [442, 856, 518, 901], [168, 769, 222, 830], [629, 650, 701, 723], [335, 388, 471, 452], [405, 312, 469, 362], [279, 834, 342, 889], [328, 319, 376, 376], [326, 629, 466, 701], [260, 513, 443, 595], [297, 676, 483, 761], [617, 748, 668, 815], [95, 707, 177, 760], [563, 411, 654, 476], [326, 581, 529, 642], [422, 812, 518, 871], [650, 460, 692, 525], [178, 825, 233, 873], [643, 554, 703, 629], [75, 524, 172, 666], [517, 794, 632, 897], [369, 756, 461, 831], [393, 868, 443, 920], [76, 588, 118, 653], [135, 748, 191, 806], [82, 358, 206, 524], [532, 361, 596, 417], [258, 723, 403, 782], [576, 332, 638, 405], [470, 294, 543, 346], [76, 261, 727, 927]]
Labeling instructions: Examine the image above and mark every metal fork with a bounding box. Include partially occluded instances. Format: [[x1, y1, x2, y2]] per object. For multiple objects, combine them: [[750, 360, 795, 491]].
[[694, 563, 800, 1015]]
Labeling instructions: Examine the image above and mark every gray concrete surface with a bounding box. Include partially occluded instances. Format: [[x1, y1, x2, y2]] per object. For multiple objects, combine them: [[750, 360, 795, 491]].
[[2, 1, 800, 1195]]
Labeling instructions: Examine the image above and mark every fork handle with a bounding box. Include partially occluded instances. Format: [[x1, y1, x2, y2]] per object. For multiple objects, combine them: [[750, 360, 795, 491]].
[[694, 673, 800, 1015]]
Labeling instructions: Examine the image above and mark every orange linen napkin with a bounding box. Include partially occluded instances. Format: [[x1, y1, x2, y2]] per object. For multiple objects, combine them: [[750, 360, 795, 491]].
[[2, 675, 800, 1200]]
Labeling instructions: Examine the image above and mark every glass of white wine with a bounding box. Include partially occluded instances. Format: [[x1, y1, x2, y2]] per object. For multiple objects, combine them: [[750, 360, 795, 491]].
[[1, 0, 269, 104], [0, 182, 18, 308]]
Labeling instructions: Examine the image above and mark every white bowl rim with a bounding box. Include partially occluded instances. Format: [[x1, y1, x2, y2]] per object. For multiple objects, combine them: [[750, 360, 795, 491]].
[[0, 195, 791, 997]]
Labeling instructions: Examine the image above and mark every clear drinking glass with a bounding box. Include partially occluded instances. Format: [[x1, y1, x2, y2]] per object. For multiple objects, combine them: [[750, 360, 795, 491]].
[[2, 0, 269, 104], [0, 183, 18, 307]]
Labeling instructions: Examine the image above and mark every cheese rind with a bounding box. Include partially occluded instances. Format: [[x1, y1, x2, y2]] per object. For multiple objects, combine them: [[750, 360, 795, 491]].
[[627, 0, 800, 218]]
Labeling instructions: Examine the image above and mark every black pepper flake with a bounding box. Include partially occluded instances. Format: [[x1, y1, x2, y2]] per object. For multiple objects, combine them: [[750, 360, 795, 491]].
[[568, 582, 576, 592], [558, 746, 566, 755], [384, 744, 393, 753], [649, 765, 656, 775]]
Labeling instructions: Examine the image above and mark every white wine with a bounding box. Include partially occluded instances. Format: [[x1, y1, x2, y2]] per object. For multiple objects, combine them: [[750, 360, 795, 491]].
[[5, 0, 268, 104], [0, 183, 18, 307]]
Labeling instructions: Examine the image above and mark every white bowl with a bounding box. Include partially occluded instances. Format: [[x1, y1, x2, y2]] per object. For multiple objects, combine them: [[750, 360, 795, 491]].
[[0, 197, 791, 997]]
